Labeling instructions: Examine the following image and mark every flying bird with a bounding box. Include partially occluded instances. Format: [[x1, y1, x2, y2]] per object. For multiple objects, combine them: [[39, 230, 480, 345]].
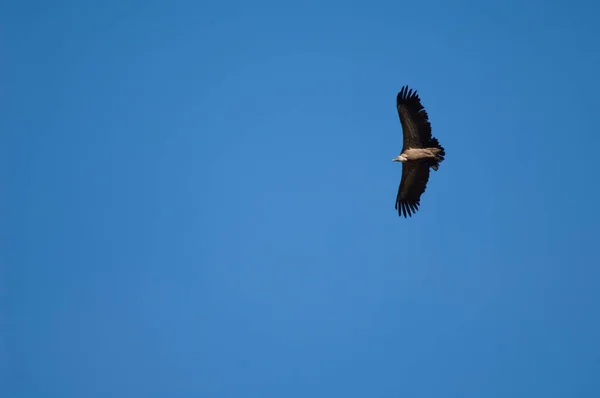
[[392, 86, 445, 218]]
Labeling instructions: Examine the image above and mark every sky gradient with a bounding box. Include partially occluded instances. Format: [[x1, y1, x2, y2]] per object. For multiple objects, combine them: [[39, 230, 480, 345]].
[[4, 0, 600, 397]]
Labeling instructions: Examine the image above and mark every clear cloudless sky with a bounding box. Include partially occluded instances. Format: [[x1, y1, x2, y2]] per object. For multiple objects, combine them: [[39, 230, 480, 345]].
[[4, 0, 600, 397]]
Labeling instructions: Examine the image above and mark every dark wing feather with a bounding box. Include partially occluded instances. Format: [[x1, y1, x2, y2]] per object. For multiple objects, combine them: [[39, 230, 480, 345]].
[[395, 161, 431, 218], [396, 86, 432, 150]]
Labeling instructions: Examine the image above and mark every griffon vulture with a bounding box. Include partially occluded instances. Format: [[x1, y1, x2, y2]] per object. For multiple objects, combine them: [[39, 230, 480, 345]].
[[392, 86, 445, 218]]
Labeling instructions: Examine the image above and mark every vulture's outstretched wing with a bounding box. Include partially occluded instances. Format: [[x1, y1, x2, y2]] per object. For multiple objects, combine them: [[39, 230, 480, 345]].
[[395, 160, 431, 218], [396, 86, 432, 150]]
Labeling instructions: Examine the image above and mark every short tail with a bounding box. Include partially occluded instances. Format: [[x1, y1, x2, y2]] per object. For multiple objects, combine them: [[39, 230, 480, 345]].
[[428, 137, 445, 171]]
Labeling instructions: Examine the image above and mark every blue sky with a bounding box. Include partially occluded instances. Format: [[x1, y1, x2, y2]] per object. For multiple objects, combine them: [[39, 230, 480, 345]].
[[4, 0, 600, 397]]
